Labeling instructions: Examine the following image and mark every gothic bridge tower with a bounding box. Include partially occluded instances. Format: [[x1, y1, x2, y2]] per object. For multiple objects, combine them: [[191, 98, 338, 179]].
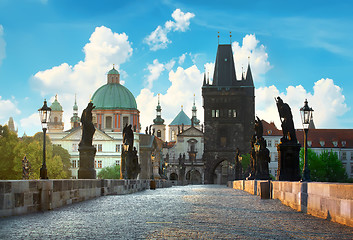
[[202, 44, 255, 184]]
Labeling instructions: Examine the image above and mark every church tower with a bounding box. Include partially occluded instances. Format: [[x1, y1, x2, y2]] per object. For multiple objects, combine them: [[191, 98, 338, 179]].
[[70, 95, 81, 129], [191, 94, 200, 128], [152, 94, 166, 141], [202, 43, 255, 184], [48, 95, 64, 133]]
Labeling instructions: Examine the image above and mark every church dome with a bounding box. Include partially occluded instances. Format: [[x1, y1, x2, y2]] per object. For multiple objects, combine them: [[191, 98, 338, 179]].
[[91, 83, 137, 110], [50, 96, 63, 111]]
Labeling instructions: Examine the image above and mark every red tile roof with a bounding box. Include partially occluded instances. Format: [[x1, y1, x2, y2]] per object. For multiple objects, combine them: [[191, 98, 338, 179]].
[[261, 120, 353, 148]]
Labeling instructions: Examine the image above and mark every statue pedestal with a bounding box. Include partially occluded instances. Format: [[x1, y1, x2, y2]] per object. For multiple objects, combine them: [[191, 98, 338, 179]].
[[78, 145, 96, 179], [277, 142, 301, 181]]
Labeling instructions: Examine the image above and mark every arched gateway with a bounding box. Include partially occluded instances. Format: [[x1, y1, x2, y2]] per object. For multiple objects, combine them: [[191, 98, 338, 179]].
[[202, 43, 255, 184]]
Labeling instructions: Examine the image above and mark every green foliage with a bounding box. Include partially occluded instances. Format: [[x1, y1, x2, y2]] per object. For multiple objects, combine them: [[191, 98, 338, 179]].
[[300, 148, 348, 182], [0, 126, 72, 180], [97, 165, 121, 179], [0, 125, 19, 179]]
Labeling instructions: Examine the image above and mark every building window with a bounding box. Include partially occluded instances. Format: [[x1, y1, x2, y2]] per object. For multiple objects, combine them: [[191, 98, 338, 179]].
[[342, 152, 347, 161], [232, 109, 237, 118], [342, 141, 346, 147], [72, 144, 78, 152], [307, 141, 312, 147], [274, 140, 279, 146], [106, 116, 112, 129], [275, 153, 278, 162], [212, 110, 215, 118], [72, 160, 77, 168], [216, 110, 219, 118], [333, 141, 338, 147], [94, 160, 97, 168], [78, 160, 80, 167], [98, 160, 102, 168], [116, 160, 119, 166], [54, 116, 58, 123], [267, 140, 272, 147], [157, 130, 162, 138], [320, 141, 325, 147], [228, 109, 232, 118], [116, 144, 121, 153], [123, 116, 129, 127], [94, 144, 103, 152]]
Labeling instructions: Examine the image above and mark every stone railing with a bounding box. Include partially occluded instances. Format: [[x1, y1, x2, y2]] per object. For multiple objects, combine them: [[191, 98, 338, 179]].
[[228, 180, 353, 227], [0, 179, 172, 217]]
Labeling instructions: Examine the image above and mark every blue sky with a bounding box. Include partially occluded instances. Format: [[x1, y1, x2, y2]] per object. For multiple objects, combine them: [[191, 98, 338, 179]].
[[0, 0, 353, 136]]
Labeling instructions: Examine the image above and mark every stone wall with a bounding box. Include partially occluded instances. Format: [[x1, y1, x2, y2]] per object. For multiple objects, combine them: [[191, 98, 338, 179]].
[[0, 179, 171, 217], [229, 180, 353, 227]]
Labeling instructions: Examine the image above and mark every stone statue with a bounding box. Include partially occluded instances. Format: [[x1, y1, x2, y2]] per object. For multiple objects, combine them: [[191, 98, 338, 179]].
[[275, 97, 301, 181], [145, 126, 148, 134], [149, 125, 152, 135], [234, 148, 243, 180], [182, 123, 184, 132], [178, 125, 180, 134], [152, 128, 155, 136], [123, 124, 134, 150], [276, 97, 297, 143], [78, 102, 96, 179], [79, 102, 95, 147], [254, 116, 263, 139]]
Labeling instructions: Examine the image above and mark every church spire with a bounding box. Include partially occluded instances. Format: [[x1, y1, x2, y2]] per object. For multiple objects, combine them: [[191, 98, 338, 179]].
[[212, 44, 237, 86], [153, 94, 165, 125], [203, 72, 207, 86], [70, 94, 81, 129], [191, 94, 200, 126]]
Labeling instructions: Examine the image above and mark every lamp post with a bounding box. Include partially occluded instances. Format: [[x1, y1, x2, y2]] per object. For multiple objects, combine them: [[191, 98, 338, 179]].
[[300, 99, 313, 182], [38, 100, 51, 179]]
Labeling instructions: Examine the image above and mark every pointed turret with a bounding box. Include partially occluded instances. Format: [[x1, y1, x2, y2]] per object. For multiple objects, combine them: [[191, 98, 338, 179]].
[[244, 62, 254, 87], [48, 95, 64, 133], [203, 72, 207, 86], [212, 44, 237, 86]]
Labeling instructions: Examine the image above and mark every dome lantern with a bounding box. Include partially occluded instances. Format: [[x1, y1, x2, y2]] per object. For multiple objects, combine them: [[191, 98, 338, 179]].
[[107, 65, 120, 84]]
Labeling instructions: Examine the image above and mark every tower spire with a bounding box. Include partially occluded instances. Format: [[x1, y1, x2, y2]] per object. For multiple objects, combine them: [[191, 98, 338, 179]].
[[153, 93, 164, 125]]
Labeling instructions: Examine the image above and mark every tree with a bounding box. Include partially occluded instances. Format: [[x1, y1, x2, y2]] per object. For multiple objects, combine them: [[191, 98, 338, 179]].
[[97, 165, 120, 179], [300, 148, 348, 182], [0, 125, 19, 179]]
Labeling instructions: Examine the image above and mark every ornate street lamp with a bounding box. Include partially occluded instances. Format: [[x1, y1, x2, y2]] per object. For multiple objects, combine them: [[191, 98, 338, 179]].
[[300, 99, 313, 182], [38, 99, 51, 179]]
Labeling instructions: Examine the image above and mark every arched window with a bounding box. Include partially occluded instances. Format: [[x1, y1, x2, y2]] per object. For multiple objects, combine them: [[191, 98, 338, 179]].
[[157, 130, 162, 138], [54, 117, 58, 123]]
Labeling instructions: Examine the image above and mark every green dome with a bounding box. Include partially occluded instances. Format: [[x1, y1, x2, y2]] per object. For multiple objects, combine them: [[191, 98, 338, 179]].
[[108, 68, 119, 75], [50, 98, 63, 111], [91, 83, 137, 110]]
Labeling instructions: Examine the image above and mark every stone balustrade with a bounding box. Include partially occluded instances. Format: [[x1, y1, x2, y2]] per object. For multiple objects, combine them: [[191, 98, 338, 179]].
[[228, 180, 353, 227], [0, 179, 172, 217]]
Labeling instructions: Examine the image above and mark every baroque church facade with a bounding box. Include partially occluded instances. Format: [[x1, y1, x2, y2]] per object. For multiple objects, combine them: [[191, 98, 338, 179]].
[[47, 67, 141, 178]]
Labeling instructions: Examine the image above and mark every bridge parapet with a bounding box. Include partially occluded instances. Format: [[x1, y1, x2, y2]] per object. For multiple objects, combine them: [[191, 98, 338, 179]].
[[0, 179, 172, 218], [229, 180, 353, 228]]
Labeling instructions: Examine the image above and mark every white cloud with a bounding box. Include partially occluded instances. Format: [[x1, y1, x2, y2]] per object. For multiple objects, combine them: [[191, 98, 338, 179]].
[[146, 59, 165, 89], [0, 25, 6, 66], [137, 65, 203, 135], [178, 53, 186, 65], [31, 26, 133, 131], [144, 9, 195, 51], [232, 34, 272, 82], [256, 78, 349, 129], [20, 112, 41, 135], [0, 96, 21, 122], [145, 59, 175, 89]]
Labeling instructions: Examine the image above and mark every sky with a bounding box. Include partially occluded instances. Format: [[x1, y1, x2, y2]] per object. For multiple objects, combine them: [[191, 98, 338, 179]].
[[0, 0, 353, 136]]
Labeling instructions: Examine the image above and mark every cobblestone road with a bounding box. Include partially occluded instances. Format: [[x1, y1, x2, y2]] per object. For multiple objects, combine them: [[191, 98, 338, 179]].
[[1, 185, 352, 239]]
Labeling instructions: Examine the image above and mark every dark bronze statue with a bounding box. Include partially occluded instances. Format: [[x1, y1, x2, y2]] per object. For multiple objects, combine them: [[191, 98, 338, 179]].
[[79, 102, 95, 147], [78, 102, 96, 179], [276, 97, 297, 143], [121, 124, 140, 179], [254, 116, 263, 139]]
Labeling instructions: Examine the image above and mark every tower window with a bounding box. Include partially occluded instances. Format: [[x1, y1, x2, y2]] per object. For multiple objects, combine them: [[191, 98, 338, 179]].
[[212, 110, 215, 118], [233, 110, 237, 118], [216, 110, 219, 118], [54, 117, 58, 123], [106, 116, 112, 129], [157, 130, 162, 138]]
